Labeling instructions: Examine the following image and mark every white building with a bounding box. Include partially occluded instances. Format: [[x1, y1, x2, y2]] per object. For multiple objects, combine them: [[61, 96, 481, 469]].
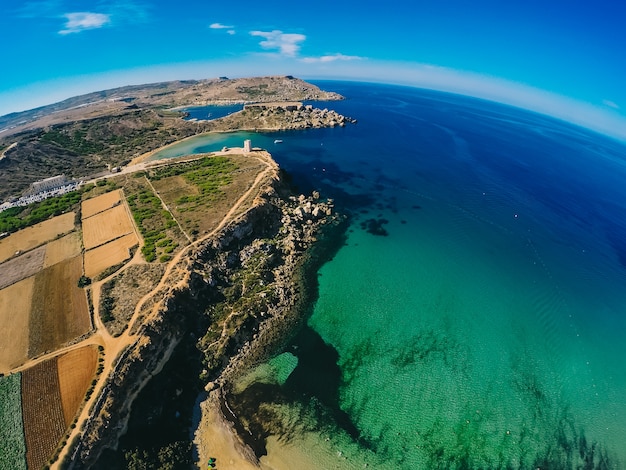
[[243, 139, 252, 153], [28, 175, 69, 194]]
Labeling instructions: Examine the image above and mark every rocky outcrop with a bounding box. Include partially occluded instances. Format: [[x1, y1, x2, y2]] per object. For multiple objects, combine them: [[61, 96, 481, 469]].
[[69, 175, 347, 468], [211, 102, 357, 132]]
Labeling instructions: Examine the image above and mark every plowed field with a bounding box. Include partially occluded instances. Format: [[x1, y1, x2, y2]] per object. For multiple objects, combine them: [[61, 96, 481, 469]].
[[81, 189, 122, 219], [22, 358, 65, 470], [0, 278, 33, 372], [28, 256, 91, 357], [0, 212, 75, 264], [43, 232, 82, 268], [0, 245, 45, 290], [84, 232, 138, 278], [82, 204, 135, 249], [57, 346, 98, 425]]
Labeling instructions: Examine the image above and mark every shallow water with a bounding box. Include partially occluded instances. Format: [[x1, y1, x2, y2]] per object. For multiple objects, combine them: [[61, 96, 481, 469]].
[[157, 82, 626, 468]]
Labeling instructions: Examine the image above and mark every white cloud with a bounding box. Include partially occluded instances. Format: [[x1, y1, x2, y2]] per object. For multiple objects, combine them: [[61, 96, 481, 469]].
[[603, 99, 620, 110], [59, 12, 110, 34], [250, 30, 306, 57], [227, 30, 236, 35], [210, 22, 234, 30], [301, 53, 363, 64]]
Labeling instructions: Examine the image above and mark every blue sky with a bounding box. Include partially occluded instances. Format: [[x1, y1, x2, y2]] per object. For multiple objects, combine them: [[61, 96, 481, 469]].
[[1, 0, 625, 139]]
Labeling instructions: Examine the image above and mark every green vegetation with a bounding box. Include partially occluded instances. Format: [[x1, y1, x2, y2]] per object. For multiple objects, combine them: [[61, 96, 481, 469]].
[[124, 441, 192, 470], [199, 241, 278, 372], [0, 373, 27, 470], [41, 128, 107, 155], [0, 190, 81, 233], [152, 156, 237, 209], [126, 184, 180, 262], [77, 275, 92, 288]]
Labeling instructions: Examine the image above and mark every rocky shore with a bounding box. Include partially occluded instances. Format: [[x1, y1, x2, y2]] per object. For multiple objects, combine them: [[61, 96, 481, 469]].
[[210, 102, 356, 132], [66, 169, 347, 468]]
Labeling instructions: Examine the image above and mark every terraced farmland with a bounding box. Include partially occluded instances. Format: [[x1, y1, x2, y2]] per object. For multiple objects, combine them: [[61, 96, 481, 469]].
[[58, 346, 99, 425], [28, 256, 91, 357], [82, 204, 135, 250], [22, 359, 66, 470], [84, 232, 139, 278], [81, 188, 122, 218], [0, 245, 46, 290], [43, 231, 82, 268], [0, 212, 75, 264], [0, 278, 34, 371]]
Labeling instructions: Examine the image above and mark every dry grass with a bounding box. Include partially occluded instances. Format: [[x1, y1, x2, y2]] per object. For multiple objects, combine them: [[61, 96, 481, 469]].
[[81, 204, 135, 250], [57, 346, 98, 426], [21, 357, 65, 470], [0, 245, 46, 290], [153, 154, 265, 238], [0, 212, 75, 264], [43, 232, 82, 268], [81, 189, 122, 219], [0, 277, 33, 372], [100, 264, 166, 336], [28, 256, 91, 357], [84, 233, 139, 278]]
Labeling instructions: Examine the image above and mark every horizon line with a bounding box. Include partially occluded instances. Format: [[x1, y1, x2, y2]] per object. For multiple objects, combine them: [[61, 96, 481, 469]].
[[1, 63, 625, 143]]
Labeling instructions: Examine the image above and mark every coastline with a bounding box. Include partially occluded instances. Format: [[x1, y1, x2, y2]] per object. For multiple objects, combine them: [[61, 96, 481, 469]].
[[192, 195, 350, 469], [129, 102, 356, 166], [194, 390, 260, 470], [67, 155, 349, 467], [129, 132, 218, 165]]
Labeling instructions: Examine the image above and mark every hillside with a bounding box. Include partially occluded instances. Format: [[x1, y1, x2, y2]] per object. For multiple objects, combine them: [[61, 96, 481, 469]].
[[0, 76, 345, 201]]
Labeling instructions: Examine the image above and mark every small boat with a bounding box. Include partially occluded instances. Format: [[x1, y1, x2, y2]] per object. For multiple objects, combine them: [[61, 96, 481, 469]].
[[274, 139, 283, 144]]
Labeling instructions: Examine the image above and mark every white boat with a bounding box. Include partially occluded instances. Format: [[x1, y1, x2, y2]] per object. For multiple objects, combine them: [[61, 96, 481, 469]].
[[274, 139, 283, 144]]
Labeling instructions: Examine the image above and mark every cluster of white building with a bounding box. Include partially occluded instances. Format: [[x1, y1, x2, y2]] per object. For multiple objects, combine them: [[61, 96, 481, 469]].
[[0, 175, 81, 213]]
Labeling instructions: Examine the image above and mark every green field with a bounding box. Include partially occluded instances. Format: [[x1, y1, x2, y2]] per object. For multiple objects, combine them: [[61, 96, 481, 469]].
[[0, 373, 27, 470], [150, 155, 237, 210], [125, 178, 184, 263]]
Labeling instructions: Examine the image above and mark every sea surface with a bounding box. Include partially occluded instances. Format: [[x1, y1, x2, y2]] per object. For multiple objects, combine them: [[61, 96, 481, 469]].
[[154, 82, 626, 469], [180, 103, 243, 121]]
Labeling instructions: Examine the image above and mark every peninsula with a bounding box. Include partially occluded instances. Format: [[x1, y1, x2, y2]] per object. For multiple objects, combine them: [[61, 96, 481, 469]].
[[0, 77, 353, 469]]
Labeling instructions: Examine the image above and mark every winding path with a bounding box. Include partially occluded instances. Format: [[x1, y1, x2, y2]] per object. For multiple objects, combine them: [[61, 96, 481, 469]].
[[50, 149, 277, 468]]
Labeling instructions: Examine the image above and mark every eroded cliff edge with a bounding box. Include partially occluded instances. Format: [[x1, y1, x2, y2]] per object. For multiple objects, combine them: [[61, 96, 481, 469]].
[[67, 168, 348, 468]]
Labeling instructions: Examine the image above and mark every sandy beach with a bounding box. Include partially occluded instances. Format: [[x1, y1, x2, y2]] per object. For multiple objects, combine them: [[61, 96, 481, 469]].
[[194, 391, 260, 470], [193, 389, 378, 470]]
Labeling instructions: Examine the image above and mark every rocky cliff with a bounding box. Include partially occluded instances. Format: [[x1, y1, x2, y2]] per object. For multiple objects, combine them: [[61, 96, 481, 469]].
[[68, 174, 347, 468]]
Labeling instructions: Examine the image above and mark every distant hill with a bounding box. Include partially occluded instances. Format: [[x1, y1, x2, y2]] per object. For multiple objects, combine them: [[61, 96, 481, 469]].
[[0, 76, 344, 201]]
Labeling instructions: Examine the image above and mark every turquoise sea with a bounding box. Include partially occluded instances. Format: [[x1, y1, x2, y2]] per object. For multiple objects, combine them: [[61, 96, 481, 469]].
[[154, 82, 626, 468]]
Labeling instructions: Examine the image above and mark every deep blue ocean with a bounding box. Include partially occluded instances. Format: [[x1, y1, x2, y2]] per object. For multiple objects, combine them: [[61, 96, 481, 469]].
[[154, 82, 626, 469]]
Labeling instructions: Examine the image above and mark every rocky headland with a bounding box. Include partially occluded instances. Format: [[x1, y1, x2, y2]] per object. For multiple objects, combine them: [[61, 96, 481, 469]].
[[217, 102, 357, 131], [0, 76, 349, 202], [66, 167, 347, 468]]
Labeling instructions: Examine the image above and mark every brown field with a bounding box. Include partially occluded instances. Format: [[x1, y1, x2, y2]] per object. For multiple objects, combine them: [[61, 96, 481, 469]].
[[81, 189, 122, 219], [82, 204, 135, 250], [28, 256, 91, 357], [22, 357, 66, 470], [0, 245, 46, 290], [0, 212, 75, 264], [84, 233, 138, 278], [44, 231, 82, 268], [0, 277, 33, 372], [57, 346, 98, 426]]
